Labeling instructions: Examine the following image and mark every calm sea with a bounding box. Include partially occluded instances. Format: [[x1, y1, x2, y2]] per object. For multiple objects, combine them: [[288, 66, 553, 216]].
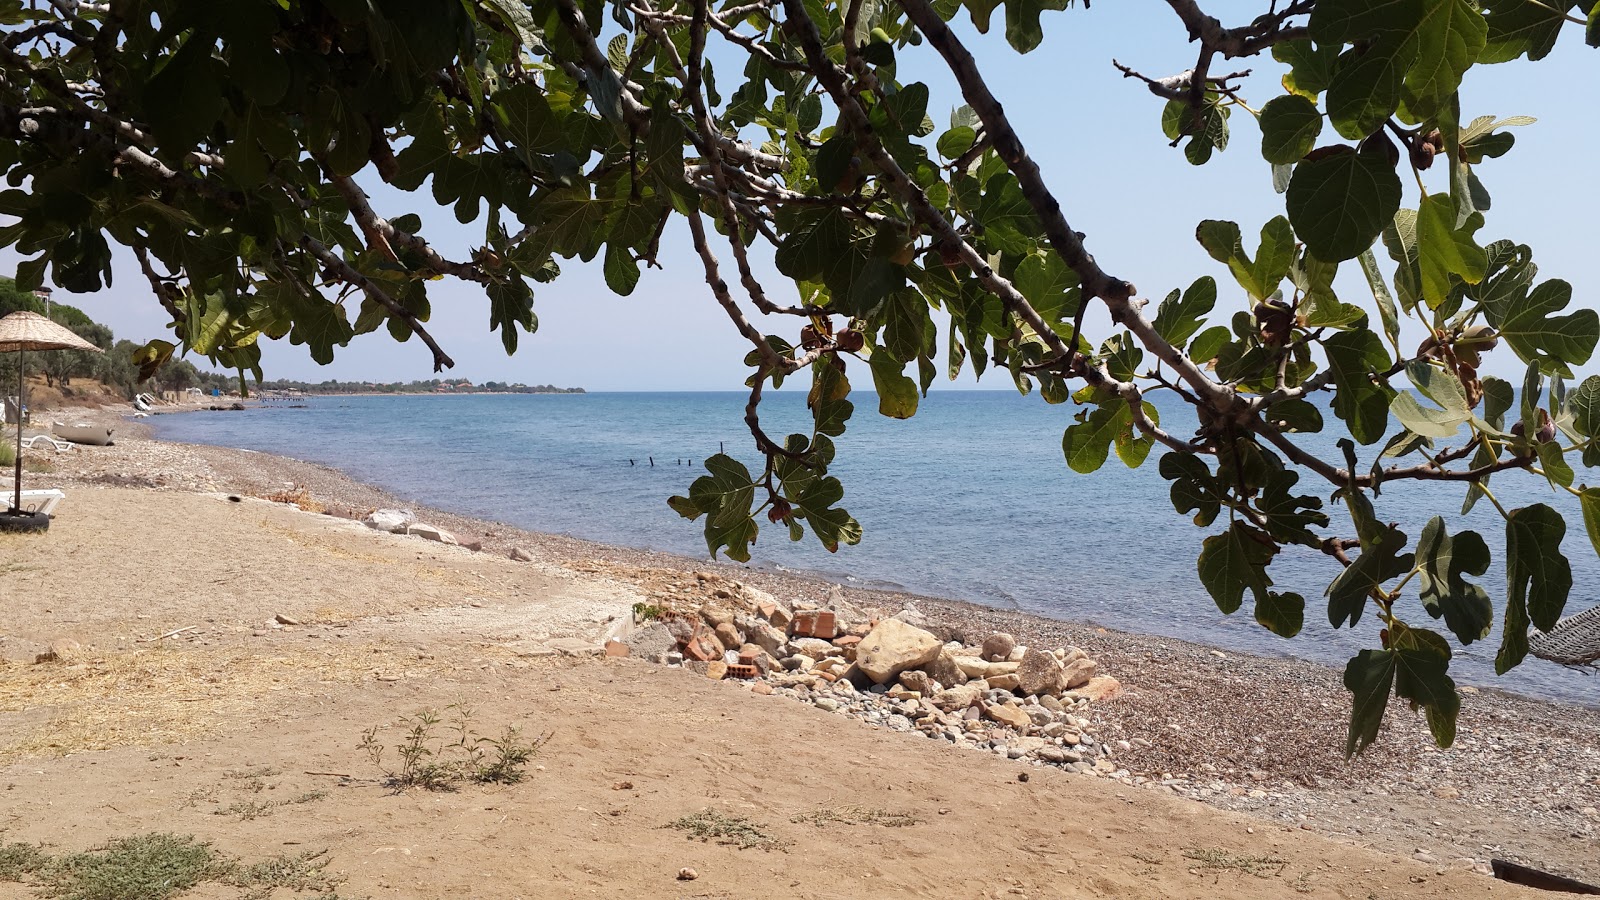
[[153, 391, 1598, 706]]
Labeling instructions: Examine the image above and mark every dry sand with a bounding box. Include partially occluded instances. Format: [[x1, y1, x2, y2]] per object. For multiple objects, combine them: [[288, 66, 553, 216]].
[[0, 405, 1595, 897]]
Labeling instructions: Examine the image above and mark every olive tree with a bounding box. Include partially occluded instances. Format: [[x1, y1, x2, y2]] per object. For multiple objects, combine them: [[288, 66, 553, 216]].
[[2, 0, 1597, 752]]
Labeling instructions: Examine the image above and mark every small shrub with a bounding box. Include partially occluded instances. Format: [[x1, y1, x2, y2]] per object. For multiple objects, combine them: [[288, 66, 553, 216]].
[[220, 848, 341, 898], [0, 842, 48, 881], [668, 811, 779, 850], [360, 705, 547, 792], [37, 833, 222, 900]]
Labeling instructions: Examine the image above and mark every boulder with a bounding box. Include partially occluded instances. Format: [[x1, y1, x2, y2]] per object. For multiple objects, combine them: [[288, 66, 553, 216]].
[[1061, 657, 1097, 690], [714, 622, 743, 652], [891, 604, 931, 629], [855, 619, 943, 685], [705, 660, 728, 680], [982, 702, 1032, 730], [1016, 647, 1068, 696], [782, 654, 815, 672], [362, 508, 414, 533], [981, 632, 1017, 662], [897, 669, 933, 695], [985, 673, 1022, 692], [955, 656, 989, 678], [747, 622, 787, 658], [789, 637, 835, 658], [925, 647, 968, 688], [1071, 675, 1122, 702], [956, 657, 1019, 679], [701, 606, 736, 629], [408, 523, 457, 545], [930, 682, 985, 712]]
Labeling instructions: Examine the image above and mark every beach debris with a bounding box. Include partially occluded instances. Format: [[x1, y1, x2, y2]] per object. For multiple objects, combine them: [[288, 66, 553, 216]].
[[509, 546, 534, 562], [604, 640, 629, 657], [676, 867, 698, 881], [275, 614, 302, 626], [135, 626, 197, 643]]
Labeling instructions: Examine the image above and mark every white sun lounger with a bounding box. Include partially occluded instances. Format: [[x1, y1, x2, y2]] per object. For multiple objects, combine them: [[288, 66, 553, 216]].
[[17, 489, 65, 516], [20, 434, 74, 452]]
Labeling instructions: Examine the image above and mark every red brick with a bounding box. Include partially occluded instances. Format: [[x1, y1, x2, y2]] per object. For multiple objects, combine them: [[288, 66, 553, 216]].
[[832, 635, 861, 649], [726, 664, 758, 679], [793, 610, 838, 640], [813, 611, 837, 639], [684, 625, 719, 662], [738, 648, 760, 666], [604, 640, 629, 657]]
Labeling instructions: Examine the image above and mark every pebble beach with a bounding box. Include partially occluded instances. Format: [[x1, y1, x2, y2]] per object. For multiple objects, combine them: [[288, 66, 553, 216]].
[[7, 400, 1598, 892]]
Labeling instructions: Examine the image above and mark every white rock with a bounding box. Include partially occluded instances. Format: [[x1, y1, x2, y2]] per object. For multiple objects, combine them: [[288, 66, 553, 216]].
[[407, 523, 457, 545], [362, 508, 414, 533]]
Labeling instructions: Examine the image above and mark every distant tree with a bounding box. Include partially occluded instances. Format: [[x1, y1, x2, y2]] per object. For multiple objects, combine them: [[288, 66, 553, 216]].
[[3, 0, 1598, 752]]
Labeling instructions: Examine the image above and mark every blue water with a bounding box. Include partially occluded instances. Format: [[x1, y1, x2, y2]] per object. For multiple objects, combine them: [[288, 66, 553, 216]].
[[154, 391, 1598, 706]]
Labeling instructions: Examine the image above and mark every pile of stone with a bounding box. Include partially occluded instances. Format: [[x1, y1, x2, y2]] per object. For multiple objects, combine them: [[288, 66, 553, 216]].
[[613, 574, 1124, 774]]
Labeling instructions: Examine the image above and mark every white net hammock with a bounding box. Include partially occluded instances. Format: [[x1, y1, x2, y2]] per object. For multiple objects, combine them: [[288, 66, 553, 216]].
[[1529, 605, 1600, 671]]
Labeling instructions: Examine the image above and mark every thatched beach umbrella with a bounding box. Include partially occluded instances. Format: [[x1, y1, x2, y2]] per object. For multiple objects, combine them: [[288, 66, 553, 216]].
[[0, 310, 101, 523]]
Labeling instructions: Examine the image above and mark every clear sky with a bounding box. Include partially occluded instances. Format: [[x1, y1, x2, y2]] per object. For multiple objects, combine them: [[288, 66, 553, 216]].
[[7, 7, 1595, 390]]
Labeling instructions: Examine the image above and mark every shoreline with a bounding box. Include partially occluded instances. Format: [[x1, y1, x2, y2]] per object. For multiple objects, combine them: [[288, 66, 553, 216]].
[[20, 401, 1600, 882], [143, 398, 1595, 710]]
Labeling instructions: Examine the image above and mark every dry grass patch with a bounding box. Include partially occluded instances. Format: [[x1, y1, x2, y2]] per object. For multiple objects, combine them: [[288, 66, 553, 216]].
[[667, 811, 780, 850], [0, 644, 441, 763], [790, 805, 920, 828], [259, 485, 324, 513], [1182, 847, 1289, 878]]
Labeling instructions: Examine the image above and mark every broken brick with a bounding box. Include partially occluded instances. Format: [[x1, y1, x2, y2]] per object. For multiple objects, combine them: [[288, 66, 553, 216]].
[[725, 664, 758, 679], [792, 610, 837, 640], [684, 625, 720, 662], [604, 640, 629, 658]]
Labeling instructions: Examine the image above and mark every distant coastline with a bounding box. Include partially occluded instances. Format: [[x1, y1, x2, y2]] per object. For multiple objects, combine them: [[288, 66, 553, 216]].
[[252, 379, 584, 396]]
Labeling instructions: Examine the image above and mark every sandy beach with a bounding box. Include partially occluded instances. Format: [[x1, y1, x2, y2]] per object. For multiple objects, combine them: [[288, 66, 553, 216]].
[[1, 403, 1596, 898]]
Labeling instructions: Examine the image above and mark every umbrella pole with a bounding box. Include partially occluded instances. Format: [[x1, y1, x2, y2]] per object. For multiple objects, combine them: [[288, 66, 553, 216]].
[[12, 348, 23, 513]]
